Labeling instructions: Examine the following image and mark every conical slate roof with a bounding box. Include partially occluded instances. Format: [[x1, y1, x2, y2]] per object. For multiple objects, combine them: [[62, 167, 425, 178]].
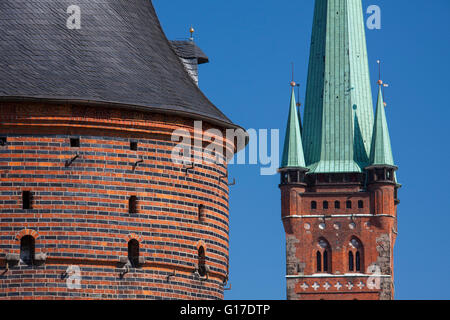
[[0, 0, 235, 127]]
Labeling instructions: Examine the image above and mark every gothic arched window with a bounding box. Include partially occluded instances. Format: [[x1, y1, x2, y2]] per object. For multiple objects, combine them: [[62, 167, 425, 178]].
[[317, 238, 331, 273], [348, 237, 364, 273]]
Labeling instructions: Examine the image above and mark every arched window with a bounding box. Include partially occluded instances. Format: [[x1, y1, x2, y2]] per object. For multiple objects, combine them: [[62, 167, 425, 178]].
[[346, 200, 352, 209], [198, 246, 207, 277], [323, 201, 329, 210], [129, 196, 137, 214], [311, 201, 317, 210], [20, 235, 35, 265], [128, 239, 140, 268], [348, 237, 364, 273], [358, 200, 364, 209], [317, 238, 331, 273], [335, 201, 340, 209]]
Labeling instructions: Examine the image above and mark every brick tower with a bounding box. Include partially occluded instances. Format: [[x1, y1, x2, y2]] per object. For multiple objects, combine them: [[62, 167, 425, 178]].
[[0, 0, 245, 300], [279, 0, 400, 300]]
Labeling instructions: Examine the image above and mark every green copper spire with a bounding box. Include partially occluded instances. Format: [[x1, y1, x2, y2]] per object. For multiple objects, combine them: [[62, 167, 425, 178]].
[[302, 0, 374, 173], [369, 86, 395, 166], [281, 88, 306, 169]]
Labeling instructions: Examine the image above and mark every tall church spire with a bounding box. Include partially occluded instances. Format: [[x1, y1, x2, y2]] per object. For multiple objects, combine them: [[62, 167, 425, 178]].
[[369, 85, 395, 166], [281, 87, 306, 169], [302, 0, 374, 173]]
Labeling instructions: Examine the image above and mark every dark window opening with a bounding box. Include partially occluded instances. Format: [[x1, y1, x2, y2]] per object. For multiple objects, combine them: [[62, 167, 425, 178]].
[[358, 200, 364, 209], [356, 251, 361, 272], [311, 201, 317, 210], [316, 251, 322, 272], [130, 141, 138, 151], [20, 235, 35, 265], [22, 191, 32, 210], [198, 246, 207, 277], [129, 196, 137, 214], [128, 239, 140, 268], [323, 250, 329, 272], [0, 137, 7, 146], [349, 251, 354, 271], [323, 201, 329, 210], [70, 138, 80, 148], [335, 201, 340, 209], [346, 200, 352, 209]]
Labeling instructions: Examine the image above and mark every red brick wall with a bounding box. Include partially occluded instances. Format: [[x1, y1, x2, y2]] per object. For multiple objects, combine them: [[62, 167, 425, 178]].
[[0, 102, 234, 300], [281, 175, 398, 300]]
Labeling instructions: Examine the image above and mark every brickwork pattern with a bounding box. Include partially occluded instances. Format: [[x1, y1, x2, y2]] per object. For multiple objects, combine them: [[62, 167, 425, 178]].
[[0, 103, 234, 300], [281, 176, 398, 300]]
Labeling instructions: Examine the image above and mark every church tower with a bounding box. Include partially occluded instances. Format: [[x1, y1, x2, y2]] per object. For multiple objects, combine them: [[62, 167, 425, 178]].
[[280, 0, 400, 300]]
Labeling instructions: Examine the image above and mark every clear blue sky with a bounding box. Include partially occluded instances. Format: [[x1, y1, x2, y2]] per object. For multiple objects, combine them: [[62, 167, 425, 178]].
[[153, 0, 450, 300]]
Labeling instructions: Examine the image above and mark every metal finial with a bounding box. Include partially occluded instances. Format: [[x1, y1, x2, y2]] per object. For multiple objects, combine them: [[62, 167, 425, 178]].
[[189, 26, 195, 41], [377, 60, 383, 85]]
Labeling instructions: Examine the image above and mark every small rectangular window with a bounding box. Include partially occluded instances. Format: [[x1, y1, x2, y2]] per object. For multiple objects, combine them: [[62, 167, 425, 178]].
[[130, 141, 138, 151], [129, 196, 137, 214], [70, 138, 80, 148], [22, 191, 32, 210], [0, 137, 7, 146]]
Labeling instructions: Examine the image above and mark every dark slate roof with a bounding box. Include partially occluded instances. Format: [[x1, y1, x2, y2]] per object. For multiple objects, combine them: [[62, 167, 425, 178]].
[[0, 0, 236, 128], [170, 41, 209, 64]]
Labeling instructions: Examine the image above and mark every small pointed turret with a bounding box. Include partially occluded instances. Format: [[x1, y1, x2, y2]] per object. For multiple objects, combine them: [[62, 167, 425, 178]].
[[281, 86, 307, 169], [369, 85, 395, 166]]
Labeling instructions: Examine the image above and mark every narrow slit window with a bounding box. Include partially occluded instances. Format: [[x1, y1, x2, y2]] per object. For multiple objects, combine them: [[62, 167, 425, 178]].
[[335, 201, 340, 209], [20, 235, 35, 265], [323, 201, 329, 210], [356, 251, 361, 272], [22, 191, 32, 210], [358, 200, 364, 209], [311, 201, 317, 210], [128, 239, 140, 268], [0, 137, 7, 146], [129, 196, 137, 214], [70, 137, 80, 148], [130, 141, 138, 151], [323, 250, 329, 272], [349, 251, 354, 271], [316, 251, 322, 272], [198, 246, 207, 277]]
